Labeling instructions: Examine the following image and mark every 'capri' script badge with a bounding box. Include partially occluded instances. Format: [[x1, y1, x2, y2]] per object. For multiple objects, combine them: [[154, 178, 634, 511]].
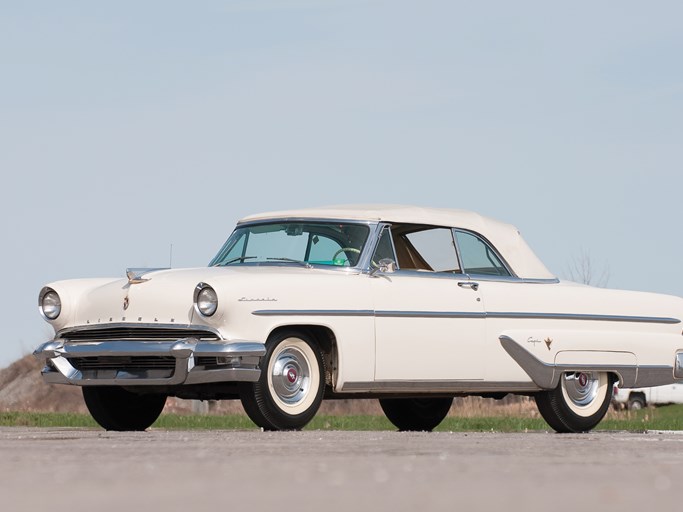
[[527, 337, 542, 347]]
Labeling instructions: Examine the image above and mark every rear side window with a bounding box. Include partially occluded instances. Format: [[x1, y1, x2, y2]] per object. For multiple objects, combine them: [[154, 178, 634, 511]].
[[455, 231, 510, 276]]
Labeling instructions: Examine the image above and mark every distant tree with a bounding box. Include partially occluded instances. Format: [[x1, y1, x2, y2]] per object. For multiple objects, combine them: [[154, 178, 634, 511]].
[[565, 248, 610, 287]]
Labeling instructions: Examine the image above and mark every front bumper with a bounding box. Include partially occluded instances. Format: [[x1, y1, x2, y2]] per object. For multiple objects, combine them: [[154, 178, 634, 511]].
[[33, 338, 266, 386]]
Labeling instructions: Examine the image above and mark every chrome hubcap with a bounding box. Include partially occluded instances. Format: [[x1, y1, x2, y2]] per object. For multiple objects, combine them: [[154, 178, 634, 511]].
[[563, 372, 599, 407], [271, 347, 310, 405]]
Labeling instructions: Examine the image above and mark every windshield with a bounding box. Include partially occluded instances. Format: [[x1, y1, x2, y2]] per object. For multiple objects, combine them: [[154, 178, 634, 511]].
[[210, 222, 371, 268]]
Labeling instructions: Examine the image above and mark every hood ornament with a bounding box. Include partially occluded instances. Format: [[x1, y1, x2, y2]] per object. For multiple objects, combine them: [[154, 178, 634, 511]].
[[126, 267, 168, 285]]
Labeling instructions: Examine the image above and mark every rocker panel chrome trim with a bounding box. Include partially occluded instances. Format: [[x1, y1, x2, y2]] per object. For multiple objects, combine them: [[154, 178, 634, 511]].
[[341, 380, 540, 393], [634, 366, 677, 387]]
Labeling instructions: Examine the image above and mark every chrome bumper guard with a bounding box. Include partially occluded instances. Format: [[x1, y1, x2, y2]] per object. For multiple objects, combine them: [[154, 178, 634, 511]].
[[675, 352, 683, 380], [33, 338, 266, 386]]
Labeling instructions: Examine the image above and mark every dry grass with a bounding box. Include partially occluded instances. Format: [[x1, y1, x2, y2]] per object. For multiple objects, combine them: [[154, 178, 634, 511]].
[[163, 395, 544, 417]]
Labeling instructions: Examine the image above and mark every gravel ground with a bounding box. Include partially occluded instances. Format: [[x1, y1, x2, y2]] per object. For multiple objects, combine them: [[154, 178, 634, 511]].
[[1, 428, 680, 512]]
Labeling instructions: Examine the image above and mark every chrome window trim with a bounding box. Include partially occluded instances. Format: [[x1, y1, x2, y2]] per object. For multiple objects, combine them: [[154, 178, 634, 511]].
[[356, 222, 385, 270], [212, 261, 366, 274], [451, 227, 465, 273], [236, 217, 377, 228], [251, 309, 680, 324], [364, 265, 556, 283], [380, 269, 464, 280], [468, 275, 560, 284], [379, 224, 399, 269]]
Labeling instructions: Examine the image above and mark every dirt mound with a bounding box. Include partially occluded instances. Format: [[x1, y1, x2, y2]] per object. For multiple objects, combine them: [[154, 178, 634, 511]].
[[0, 355, 86, 412]]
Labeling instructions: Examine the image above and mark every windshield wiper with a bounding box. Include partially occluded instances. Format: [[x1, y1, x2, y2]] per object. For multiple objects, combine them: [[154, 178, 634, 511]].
[[220, 256, 257, 266], [266, 257, 313, 269]]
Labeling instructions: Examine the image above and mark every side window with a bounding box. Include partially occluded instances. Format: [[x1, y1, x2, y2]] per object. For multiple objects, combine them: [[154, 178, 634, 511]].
[[371, 226, 396, 268], [455, 231, 510, 276], [400, 227, 461, 273]]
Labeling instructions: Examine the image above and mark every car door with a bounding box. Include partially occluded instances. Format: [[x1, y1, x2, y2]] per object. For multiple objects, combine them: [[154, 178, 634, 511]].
[[372, 225, 486, 381]]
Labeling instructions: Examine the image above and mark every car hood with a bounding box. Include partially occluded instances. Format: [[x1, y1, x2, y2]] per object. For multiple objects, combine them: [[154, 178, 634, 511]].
[[44, 266, 360, 334]]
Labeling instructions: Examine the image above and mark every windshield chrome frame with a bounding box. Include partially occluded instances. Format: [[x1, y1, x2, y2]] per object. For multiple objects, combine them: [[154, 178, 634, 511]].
[[212, 218, 381, 272]]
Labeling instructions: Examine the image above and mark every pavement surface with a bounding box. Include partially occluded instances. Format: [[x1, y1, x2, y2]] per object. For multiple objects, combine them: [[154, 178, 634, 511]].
[[1, 428, 680, 512]]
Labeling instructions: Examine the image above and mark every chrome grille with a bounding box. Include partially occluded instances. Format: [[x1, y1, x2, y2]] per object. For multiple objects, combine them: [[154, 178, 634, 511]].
[[195, 356, 241, 369], [59, 326, 220, 342], [196, 356, 220, 367], [69, 356, 177, 371]]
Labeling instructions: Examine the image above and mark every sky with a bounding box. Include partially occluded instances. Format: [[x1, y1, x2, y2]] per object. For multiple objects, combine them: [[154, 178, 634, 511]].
[[1, 1, 682, 368]]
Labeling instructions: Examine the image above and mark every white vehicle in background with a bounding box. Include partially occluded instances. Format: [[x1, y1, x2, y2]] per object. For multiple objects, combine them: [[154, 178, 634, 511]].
[[613, 383, 683, 410]]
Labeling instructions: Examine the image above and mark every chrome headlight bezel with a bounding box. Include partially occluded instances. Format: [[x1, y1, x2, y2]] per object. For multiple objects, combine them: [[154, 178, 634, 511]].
[[39, 287, 61, 320], [194, 283, 218, 317]]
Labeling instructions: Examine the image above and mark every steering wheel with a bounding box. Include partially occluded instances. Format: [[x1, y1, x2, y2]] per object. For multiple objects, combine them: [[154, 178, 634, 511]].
[[332, 247, 361, 265]]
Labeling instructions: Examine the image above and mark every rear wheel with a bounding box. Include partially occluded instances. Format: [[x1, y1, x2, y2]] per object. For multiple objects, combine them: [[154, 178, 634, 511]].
[[628, 395, 646, 410], [535, 371, 613, 433], [240, 330, 325, 431], [379, 397, 453, 432], [82, 386, 166, 431]]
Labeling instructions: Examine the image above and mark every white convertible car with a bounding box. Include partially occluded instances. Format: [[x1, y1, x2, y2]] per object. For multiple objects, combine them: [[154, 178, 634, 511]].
[[34, 205, 683, 432]]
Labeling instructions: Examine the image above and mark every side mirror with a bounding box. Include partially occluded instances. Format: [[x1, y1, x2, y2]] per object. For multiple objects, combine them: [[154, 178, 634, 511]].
[[370, 258, 397, 276], [379, 258, 397, 273]]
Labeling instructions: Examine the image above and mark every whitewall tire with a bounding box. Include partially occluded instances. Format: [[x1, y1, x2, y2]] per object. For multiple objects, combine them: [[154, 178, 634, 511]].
[[535, 372, 613, 433], [240, 330, 325, 431]]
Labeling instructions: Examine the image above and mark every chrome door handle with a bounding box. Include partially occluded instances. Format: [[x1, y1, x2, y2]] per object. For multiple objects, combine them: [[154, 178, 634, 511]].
[[458, 281, 479, 291]]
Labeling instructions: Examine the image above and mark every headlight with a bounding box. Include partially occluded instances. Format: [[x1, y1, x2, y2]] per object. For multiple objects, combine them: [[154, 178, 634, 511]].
[[194, 283, 218, 317], [39, 287, 61, 320]]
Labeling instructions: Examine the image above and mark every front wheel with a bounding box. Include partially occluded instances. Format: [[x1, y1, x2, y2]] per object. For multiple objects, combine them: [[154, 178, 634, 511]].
[[379, 397, 453, 431], [82, 386, 166, 431], [535, 371, 614, 433], [240, 330, 325, 431]]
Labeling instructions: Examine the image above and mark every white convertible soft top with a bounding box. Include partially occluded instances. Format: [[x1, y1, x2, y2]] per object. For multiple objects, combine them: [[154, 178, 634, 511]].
[[240, 204, 555, 280]]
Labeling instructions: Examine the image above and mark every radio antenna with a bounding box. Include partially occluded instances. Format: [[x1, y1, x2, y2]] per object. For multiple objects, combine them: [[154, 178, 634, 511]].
[[169, 243, 173, 268]]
